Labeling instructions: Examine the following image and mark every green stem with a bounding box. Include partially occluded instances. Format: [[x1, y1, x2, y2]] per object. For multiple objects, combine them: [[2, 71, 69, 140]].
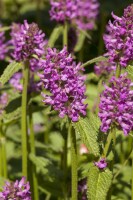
[[63, 21, 68, 47], [29, 105, 39, 200], [0, 121, 7, 178], [63, 132, 68, 200], [0, 122, 3, 176], [70, 124, 77, 200], [2, 137, 7, 178], [132, 152, 133, 200], [115, 64, 121, 78], [21, 60, 29, 177], [103, 131, 113, 157]]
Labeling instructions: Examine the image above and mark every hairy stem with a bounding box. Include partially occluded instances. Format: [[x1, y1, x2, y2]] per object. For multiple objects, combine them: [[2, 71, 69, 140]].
[[21, 60, 29, 177], [63, 21, 68, 47], [29, 105, 39, 200], [70, 124, 77, 200], [115, 64, 121, 78], [0, 121, 7, 178]]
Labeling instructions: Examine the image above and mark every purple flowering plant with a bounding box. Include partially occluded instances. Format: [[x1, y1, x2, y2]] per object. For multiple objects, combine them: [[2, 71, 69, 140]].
[[0, 2, 133, 200]]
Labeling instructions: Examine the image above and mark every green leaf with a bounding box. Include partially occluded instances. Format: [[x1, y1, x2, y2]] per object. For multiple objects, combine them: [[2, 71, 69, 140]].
[[74, 32, 86, 52], [82, 56, 108, 68], [87, 166, 113, 200], [126, 65, 133, 78], [0, 26, 11, 32], [29, 153, 50, 175], [0, 62, 22, 85], [48, 26, 63, 47], [73, 117, 100, 156]]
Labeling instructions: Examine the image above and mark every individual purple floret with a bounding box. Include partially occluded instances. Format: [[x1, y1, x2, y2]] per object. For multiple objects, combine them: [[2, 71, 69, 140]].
[[11, 20, 46, 63], [95, 158, 107, 169], [49, 0, 76, 23], [9, 72, 41, 93], [0, 93, 8, 116], [103, 4, 133, 67], [0, 24, 8, 60], [94, 60, 116, 77], [74, 0, 99, 30], [78, 178, 87, 200], [99, 73, 133, 135], [0, 177, 31, 200], [39, 46, 87, 122]]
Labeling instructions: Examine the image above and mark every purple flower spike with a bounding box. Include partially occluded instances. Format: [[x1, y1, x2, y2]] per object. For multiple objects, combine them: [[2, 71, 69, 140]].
[[0, 177, 31, 200], [11, 20, 46, 62], [94, 60, 116, 77], [0, 24, 8, 60], [49, 0, 76, 23], [104, 4, 133, 67], [74, 0, 99, 31], [99, 73, 133, 135], [95, 158, 107, 169], [39, 46, 87, 122]]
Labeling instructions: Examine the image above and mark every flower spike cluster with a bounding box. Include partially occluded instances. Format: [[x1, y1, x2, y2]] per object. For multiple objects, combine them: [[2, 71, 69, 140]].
[[39, 46, 87, 122], [104, 4, 133, 67], [0, 24, 8, 60], [99, 73, 133, 135], [11, 20, 46, 65], [0, 177, 31, 200], [49, 0, 99, 31], [49, 0, 76, 23], [74, 0, 99, 30]]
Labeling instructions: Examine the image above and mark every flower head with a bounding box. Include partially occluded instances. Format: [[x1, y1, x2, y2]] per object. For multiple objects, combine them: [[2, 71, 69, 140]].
[[99, 73, 133, 135], [94, 60, 116, 77], [49, 0, 76, 23], [95, 158, 107, 169], [74, 0, 99, 30], [11, 20, 46, 63], [0, 24, 8, 60], [39, 46, 87, 122], [0, 177, 31, 200], [104, 4, 133, 67]]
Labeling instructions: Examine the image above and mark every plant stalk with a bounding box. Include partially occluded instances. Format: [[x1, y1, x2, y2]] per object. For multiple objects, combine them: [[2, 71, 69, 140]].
[[70, 124, 77, 200], [0, 121, 7, 178], [63, 21, 68, 47], [21, 60, 29, 177], [29, 105, 39, 200]]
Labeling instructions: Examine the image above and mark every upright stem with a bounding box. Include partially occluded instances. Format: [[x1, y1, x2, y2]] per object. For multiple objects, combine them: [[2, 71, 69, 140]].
[[21, 60, 29, 177], [115, 64, 121, 78], [2, 137, 7, 178], [103, 131, 113, 157], [130, 134, 133, 200], [0, 121, 7, 178], [132, 152, 133, 200], [63, 21, 68, 47], [63, 130, 68, 200], [29, 105, 39, 200], [0, 121, 3, 176], [70, 124, 77, 200]]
